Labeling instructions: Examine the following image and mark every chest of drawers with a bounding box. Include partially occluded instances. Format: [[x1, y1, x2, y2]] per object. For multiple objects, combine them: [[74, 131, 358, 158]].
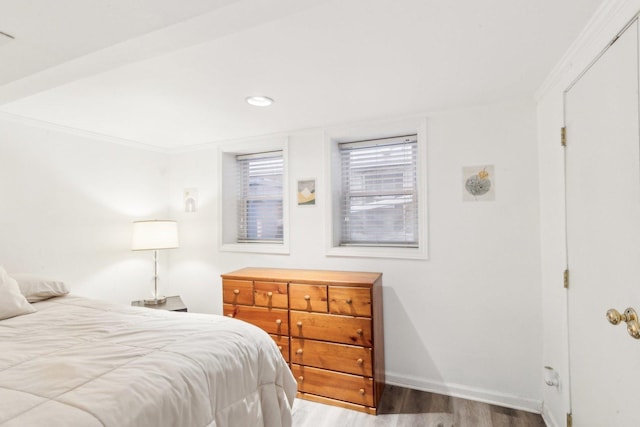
[[221, 267, 385, 415]]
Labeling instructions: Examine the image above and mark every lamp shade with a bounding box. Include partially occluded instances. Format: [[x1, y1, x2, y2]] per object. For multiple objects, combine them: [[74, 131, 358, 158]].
[[132, 220, 179, 251]]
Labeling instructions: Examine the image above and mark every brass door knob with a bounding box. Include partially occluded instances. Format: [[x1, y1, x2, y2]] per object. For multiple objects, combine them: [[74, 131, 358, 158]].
[[607, 307, 640, 339], [606, 308, 635, 324], [629, 322, 640, 339], [606, 309, 622, 324]]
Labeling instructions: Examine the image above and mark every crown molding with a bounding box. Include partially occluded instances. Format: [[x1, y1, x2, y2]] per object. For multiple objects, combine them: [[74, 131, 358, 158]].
[[0, 111, 171, 154], [536, 0, 640, 100]]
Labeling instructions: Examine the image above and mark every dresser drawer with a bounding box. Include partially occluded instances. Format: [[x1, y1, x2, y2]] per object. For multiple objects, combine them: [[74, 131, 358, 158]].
[[291, 338, 372, 377], [290, 311, 372, 347], [292, 364, 374, 407], [329, 287, 372, 317], [254, 281, 288, 309], [223, 304, 289, 335], [289, 283, 328, 312], [271, 334, 290, 362], [222, 279, 254, 305]]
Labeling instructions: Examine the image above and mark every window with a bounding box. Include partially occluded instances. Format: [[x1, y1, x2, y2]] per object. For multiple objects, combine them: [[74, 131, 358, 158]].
[[219, 137, 289, 254], [326, 119, 427, 260], [236, 151, 284, 243], [339, 135, 418, 247]]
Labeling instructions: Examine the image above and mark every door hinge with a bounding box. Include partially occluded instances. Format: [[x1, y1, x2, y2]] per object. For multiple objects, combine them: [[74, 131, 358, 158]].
[[567, 412, 573, 427], [561, 127, 567, 147], [564, 269, 569, 289]]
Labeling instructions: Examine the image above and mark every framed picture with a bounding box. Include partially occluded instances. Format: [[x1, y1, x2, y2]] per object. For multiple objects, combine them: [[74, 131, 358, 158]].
[[463, 165, 495, 201], [297, 179, 316, 206]]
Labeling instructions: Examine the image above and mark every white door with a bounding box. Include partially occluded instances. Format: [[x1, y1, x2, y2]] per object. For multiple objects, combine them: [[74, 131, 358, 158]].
[[565, 19, 640, 426]]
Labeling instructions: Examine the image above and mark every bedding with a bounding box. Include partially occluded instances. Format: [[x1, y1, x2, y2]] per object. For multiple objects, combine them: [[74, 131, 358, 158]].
[[0, 295, 297, 427], [0, 266, 35, 320], [11, 273, 69, 302]]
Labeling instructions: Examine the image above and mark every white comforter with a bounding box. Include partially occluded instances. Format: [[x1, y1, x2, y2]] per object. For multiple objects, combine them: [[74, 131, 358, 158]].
[[0, 295, 297, 427]]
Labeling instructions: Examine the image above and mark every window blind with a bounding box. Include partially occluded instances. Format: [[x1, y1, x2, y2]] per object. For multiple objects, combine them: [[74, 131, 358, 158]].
[[237, 151, 284, 243], [339, 135, 418, 247]]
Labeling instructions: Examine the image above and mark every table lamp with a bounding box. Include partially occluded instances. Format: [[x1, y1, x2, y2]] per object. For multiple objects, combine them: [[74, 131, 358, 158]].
[[132, 220, 179, 305]]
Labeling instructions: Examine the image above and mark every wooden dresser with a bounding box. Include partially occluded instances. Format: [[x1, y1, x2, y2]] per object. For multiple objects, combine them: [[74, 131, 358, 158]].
[[221, 267, 385, 415]]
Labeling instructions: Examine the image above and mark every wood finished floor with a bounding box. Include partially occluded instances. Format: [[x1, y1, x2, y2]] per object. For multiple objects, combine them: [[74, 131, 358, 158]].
[[291, 385, 546, 427]]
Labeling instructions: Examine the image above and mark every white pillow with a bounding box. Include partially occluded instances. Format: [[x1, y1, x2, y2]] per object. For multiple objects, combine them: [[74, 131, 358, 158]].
[[0, 266, 36, 320], [11, 273, 69, 302]]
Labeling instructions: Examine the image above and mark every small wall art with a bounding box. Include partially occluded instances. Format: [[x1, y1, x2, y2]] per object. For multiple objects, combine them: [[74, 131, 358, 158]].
[[184, 188, 198, 212], [463, 165, 495, 201], [297, 179, 316, 206]]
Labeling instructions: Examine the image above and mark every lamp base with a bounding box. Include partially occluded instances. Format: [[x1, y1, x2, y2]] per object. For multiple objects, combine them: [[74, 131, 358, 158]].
[[143, 296, 167, 305]]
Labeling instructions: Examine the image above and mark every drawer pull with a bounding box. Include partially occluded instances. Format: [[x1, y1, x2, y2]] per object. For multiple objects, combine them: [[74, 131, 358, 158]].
[[275, 319, 282, 325], [346, 298, 353, 304], [304, 295, 311, 301], [356, 328, 363, 335], [296, 349, 303, 355], [233, 289, 240, 295], [297, 321, 303, 327], [267, 291, 273, 297], [357, 358, 364, 365], [226, 314, 234, 318], [359, 388, 365, 395], [298, 376, 304, 382], [278, 346, 283, 351]]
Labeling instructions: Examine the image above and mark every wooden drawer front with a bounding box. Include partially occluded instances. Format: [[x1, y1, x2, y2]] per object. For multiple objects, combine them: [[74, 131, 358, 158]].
[[289, 283, 328, 312], [270, 334, 290, 362], [290, 311, 372, 347], [222, 279, 254, 305], [291, 338, 372, 377], [223, 304, 289, 335], [329, 287, 372, 317], [254, 281, 288, 309], [292, 364, 374, 407]]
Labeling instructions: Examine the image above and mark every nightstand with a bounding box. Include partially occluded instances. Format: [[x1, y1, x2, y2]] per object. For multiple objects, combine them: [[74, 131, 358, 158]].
[[131, 295, 188, 312]]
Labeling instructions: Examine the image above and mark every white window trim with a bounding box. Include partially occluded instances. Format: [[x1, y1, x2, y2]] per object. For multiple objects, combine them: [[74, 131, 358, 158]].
[[218, 136, 290, 255], [324, 118, 428, 260]]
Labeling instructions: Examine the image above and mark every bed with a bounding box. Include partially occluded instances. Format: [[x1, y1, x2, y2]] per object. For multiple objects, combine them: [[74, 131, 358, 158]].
[[0, 289, 297, 427]]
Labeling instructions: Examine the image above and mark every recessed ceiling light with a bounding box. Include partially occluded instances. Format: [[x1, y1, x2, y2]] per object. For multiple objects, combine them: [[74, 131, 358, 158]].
[[246, 96, 274, 107]]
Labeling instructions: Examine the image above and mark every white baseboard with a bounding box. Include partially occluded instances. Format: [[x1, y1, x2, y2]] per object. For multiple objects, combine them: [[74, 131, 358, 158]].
[[385, 372, 543, 415]]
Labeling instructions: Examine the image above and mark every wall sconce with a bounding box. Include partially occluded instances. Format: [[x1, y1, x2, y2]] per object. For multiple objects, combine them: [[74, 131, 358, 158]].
[[184, 188, 198, 213]]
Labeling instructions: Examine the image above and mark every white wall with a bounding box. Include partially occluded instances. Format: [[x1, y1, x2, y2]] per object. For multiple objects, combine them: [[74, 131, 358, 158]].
[[0, 85, 544, 414], [168, 100, 543, 411], [0, 114, 171, 303], [535, 1, 640, 426]]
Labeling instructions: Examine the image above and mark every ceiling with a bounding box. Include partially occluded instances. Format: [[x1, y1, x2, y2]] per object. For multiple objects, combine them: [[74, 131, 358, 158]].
[[0, 0, 605, 151]]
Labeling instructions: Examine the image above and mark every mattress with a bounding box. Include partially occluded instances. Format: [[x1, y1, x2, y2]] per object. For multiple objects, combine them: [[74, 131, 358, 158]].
[[0, 295, 297, 427]]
